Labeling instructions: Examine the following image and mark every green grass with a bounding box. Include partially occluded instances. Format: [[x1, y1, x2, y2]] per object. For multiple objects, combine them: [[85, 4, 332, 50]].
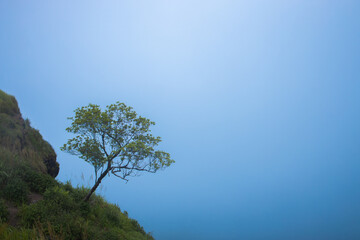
[[0, 160, 153, 239], [0, 165, 154, 240], [0, 90, 20, 117], [0, 90, 58, 176]]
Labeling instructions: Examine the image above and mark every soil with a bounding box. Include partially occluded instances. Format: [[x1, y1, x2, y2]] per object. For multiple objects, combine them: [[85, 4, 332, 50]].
[[28, 192, 43, 204], [6, 202, 19, 227], [6, 192, 43, 227]]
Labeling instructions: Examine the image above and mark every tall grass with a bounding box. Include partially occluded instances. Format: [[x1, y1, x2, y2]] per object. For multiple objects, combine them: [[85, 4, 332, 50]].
[[0, 165, 154, 240]]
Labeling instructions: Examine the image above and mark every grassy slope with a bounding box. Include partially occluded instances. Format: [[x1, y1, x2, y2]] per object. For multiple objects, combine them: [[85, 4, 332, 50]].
[[0, 164, 154, 240], [0, 89, 59, 177], [0, 90, 154, 240]]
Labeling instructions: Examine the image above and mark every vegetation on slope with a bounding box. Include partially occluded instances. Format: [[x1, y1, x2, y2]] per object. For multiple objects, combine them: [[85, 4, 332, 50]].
[[0, 162, 154, 239], [0, 90, 154, 240], [0, 89, 59, 177]]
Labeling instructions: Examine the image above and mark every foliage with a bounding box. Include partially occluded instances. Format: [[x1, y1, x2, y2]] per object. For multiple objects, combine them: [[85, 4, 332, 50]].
[[19, 181, 154, 240], [3, 177, 29, 205], [0, 158, 153, 239], [0, 225, 39, 240], [0, 199, 8, 223], [0, 164, 56, 204], [61, 102, 174, 201], [16, 166, 57, 194]]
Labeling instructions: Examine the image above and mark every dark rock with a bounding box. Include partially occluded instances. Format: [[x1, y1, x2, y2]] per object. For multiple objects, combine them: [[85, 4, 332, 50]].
[[43, 152, 59, 178]]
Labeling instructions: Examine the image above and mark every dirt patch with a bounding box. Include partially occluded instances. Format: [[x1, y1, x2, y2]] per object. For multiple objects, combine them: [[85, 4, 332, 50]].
[[6, 202, 19, 227], [6, 192, 44, 227], [28, 192, 43, 204]]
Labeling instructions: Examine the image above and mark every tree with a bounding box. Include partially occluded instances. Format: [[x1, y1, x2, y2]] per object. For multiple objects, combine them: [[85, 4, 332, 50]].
[[61, 102, 174, 201]]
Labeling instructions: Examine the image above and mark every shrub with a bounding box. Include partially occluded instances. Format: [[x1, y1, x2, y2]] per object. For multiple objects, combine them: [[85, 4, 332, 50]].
[[0, 160, 9, 187], [22, 168, 56, 194], [79, 201, 91, 218], [0, 199, 9, 223], [62, 183, 89, 202], [3, 177, 29, 205], [0, 225, 37, 240], [21, 186, 76, 234], [104, 204, 121, 227], [102, 228, 123, 240], [8, 165, 57, 194], [43, 186, 74, 212], [130, 219, 147, 235], [20, 203, 45, 227]]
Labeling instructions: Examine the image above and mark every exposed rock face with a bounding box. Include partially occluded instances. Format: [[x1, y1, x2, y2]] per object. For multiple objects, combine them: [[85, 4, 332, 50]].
[[0, 90, 59, 177], [43, 152, 59, 178]]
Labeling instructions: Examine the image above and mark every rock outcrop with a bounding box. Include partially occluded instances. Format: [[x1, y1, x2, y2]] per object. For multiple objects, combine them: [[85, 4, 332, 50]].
[[0, 89, 59, 177]]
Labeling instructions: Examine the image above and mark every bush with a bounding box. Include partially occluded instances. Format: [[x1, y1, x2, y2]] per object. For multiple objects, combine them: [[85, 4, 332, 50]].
[[104, 204, 121, 227], [0, 225, 37, 240], [21, 186, 76, 235], [43, 186, 74, 212], [61, 182, 89, 202], [3, 177, 28, 205], [20, 203, 45, 227], [8, 165, 57, 194], [102, 228, 123, 240], [0, 160, 9, 186], [0, 199, 9, 223], [22, 168, 56, 194]]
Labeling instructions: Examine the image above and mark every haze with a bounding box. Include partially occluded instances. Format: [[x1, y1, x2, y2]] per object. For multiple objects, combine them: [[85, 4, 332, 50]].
[[1, 1, 360, 239]]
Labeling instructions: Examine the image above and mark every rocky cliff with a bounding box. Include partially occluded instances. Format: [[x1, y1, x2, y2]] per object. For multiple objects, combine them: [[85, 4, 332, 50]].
[[0, 90, 59, 177]]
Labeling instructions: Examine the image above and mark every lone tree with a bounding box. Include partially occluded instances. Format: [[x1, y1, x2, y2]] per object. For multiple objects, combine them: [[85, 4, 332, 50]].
[[61, 102, 174, 201]]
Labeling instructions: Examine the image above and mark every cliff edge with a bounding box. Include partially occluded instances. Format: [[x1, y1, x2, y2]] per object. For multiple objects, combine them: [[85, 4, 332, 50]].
[[0, 90, 59, 177]]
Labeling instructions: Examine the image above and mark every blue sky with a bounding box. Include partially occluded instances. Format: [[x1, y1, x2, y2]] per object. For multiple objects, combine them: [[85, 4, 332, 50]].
[[1, 1, 360, 239]]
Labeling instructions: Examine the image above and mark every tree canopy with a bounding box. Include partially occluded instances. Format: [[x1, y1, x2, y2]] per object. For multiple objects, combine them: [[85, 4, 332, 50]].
[[61, 102, 174, 201]]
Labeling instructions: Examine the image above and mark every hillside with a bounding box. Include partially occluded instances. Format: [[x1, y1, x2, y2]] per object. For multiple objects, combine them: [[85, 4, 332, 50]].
[[0, 90, 59, 177], [0, 90, 154, 240]]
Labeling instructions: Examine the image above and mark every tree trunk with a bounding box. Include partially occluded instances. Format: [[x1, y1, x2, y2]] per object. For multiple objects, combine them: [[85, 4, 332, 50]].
[[83, 166, 111, 202]]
